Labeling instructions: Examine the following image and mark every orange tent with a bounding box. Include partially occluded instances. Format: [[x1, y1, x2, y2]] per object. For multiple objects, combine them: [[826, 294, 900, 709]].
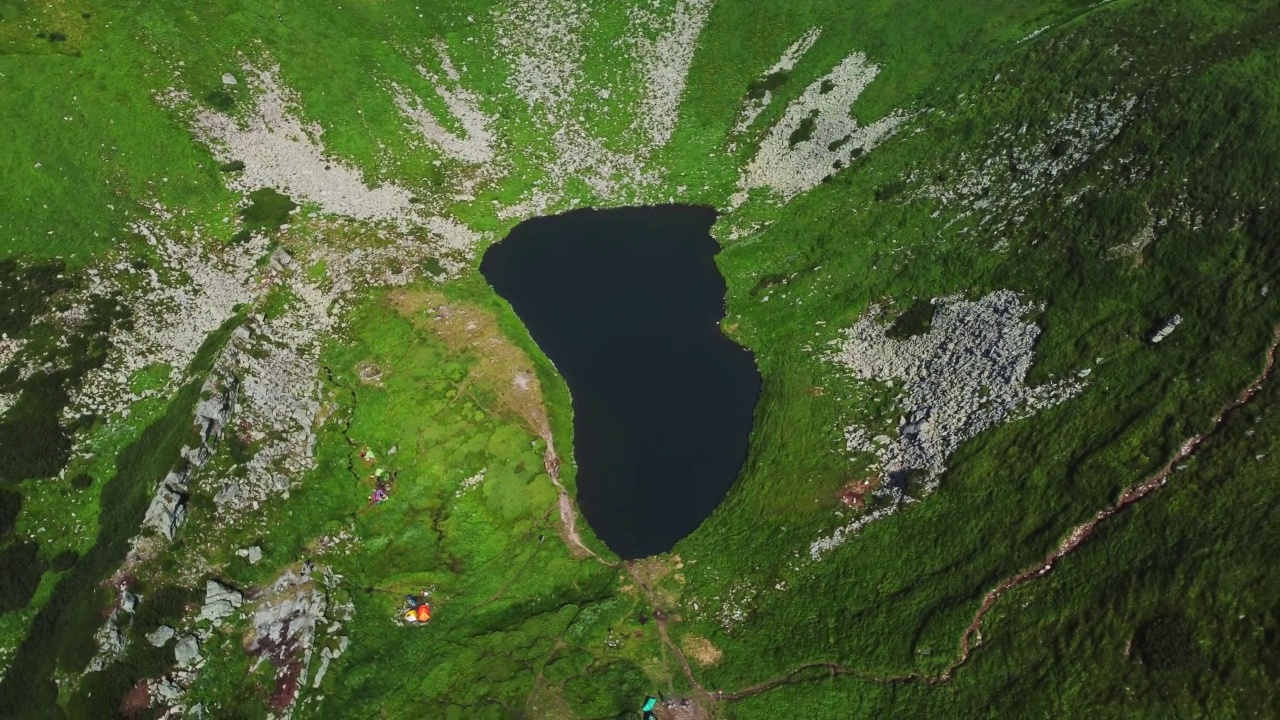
[[416, 604, 432, 623]]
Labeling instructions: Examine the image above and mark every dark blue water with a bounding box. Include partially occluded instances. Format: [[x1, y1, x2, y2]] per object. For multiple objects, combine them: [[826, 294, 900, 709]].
[[480, 206, 760, 559]]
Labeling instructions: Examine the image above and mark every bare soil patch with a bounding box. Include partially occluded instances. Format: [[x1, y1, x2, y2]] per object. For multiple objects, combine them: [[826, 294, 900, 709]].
[[655, 697, 710, 720], [680, 634, 723, 667], [837, 475, 880, 508], [355, 360, 383, 385], [628, 555, 686, 607]]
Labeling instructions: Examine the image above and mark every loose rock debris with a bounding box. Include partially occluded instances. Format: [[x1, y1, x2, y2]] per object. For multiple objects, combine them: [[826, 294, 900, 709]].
[[394, 40, 501, 167], [732, 27, 823, 134], [188, 65, 421, 224], [812, 290, 1084, 558], [631, 0, 714, 147], [734, 51, 908, 207]]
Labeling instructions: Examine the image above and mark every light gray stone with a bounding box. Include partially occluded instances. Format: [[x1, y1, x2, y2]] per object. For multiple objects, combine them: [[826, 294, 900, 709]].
[[312, 651, 332, 688], [1149, 314, 1182, 344], [87, 610, 127, 672], [269, 248, 294, 271], [146, 624, 175, 647], [153, 676, 183, 703], [199, 580, 243, 625], [247, 570, 327, 674], [174, 634, 201, 666], [142, 474, 188, 540]]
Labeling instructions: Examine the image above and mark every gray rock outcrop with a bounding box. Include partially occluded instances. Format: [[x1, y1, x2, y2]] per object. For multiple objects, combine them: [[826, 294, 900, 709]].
[[153, 676, 184, 704], [141, 355, 241, 541], [236, 545, 263, 564], [1149, 314, 1182, 344], [86, 610, 127, 672], [142, 470, 189, 541], [194, 378, 238, 449], [147, 624, 176, 647], [174, 634, 201, 666], [198, 579, 244, 625], [246, 568, 330, 713], [269, 248, 294, 271]]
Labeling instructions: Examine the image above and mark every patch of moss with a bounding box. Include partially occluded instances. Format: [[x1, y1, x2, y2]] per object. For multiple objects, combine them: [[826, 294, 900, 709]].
[[203, 89, 236, 112], [0, 259, 72, 338], [747, 71, 790, 100], [50, 551, 78, 572], [0, 491, 21, 536], [0, 371, 73, 483], [787, 111, 819, 147], [238, 188, 297, 237], [1134, 616, 1200, 672], [886, 299, 934, 339], [874, 178, 908, 201], [562, 660, 648, 718], [131, 585, 200, 638]]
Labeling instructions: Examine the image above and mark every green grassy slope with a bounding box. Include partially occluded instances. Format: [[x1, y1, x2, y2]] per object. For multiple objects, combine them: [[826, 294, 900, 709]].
[[676, 0, 1280, 715], [729, 365, 1280, 718]]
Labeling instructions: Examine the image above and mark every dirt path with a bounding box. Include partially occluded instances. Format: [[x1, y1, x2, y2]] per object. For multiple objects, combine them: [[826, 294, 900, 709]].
[[933, 323, 1280, 681], [621, 562, 712, 703], [723, 662, 860, 701], [714, 324, 1280, 702], [540, 439, 610, 564], [537, 433, 711, 704], [657, 615, 707, 699]]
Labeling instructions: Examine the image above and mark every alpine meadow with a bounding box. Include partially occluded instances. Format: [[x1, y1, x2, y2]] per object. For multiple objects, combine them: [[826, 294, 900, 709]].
[[0, 0, 1277, 718]]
